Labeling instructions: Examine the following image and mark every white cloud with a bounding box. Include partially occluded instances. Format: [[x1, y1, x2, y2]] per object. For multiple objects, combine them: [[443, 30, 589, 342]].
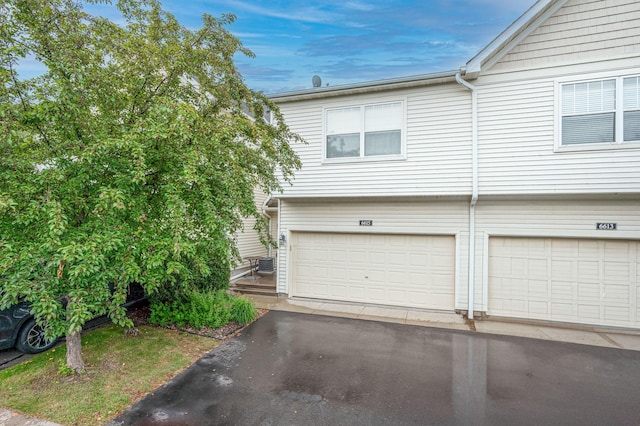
[[215, 0, 341, 24]]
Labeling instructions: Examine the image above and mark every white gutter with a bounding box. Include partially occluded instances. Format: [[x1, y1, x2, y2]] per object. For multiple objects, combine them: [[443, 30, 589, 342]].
[[456, 72, 478, 320], [269, 70, 458, 103]]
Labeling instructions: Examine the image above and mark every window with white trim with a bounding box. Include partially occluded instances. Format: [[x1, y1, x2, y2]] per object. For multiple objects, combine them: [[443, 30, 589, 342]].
[[624, 76, 640, 142], [560, 75, 640, 146], [325, 101, 403, 159]]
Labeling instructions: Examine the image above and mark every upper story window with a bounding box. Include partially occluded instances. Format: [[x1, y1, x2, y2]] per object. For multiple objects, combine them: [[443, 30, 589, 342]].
[[624, 76, 640, 142], [325, 101, 403, 159], [560, 75, 640, 146]]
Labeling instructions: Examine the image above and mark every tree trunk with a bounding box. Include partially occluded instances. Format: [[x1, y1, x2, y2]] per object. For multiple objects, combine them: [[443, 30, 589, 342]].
[[66, 330, 86, 374]]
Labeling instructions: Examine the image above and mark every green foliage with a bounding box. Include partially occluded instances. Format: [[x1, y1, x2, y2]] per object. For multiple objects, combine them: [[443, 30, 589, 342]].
[[0, 0, 302, 370], [149, 289, 257, 328], [57, 363, 76, 377], [191, 258, 232, 293], [231, 296, 258, 324]]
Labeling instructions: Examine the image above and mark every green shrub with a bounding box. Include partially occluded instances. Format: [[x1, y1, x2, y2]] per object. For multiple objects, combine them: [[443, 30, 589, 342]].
[[149, 289, 245, 329], [148, 259, 231, 307], [231, 296, 258, 324], [193, 260, 231, 293], [150, 291, 258, 328]]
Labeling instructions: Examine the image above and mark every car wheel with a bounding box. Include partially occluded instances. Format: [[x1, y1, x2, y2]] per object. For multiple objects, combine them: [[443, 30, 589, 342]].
[[15, 318, 58, 354]]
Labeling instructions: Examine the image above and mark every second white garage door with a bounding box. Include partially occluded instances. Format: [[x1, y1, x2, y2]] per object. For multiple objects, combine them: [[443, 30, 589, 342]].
[[291, 232, 455, 310], [489, 237, 640, 329]]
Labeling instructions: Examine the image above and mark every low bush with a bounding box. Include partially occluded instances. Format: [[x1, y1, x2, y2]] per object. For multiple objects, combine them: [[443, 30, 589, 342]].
[[149, 289, 258, 329], [231, 296, 258, 324]]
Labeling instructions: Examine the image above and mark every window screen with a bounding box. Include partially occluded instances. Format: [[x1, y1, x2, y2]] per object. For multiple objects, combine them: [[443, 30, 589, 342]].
[[561, 80, 615, 145]]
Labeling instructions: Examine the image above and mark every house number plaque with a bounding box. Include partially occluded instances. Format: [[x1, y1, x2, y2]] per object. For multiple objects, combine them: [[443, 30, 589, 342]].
[[359, 220, 373, 226], [596, 223, 617, 230]]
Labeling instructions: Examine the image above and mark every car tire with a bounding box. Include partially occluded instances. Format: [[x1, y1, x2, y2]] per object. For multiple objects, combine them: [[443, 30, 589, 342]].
[[15, 318, 58, 354]]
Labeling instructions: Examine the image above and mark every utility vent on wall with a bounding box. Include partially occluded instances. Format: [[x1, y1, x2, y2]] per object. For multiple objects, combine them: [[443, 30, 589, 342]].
[[258, 257, 274, 275]]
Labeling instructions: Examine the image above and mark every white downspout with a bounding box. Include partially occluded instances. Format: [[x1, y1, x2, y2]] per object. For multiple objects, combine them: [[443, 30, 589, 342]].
[[456, 72, 478, 320]]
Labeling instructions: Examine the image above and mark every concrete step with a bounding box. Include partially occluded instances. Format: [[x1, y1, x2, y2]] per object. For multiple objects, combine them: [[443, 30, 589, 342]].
[[234, 279, 275, 288], [230, 286, 277, 296]]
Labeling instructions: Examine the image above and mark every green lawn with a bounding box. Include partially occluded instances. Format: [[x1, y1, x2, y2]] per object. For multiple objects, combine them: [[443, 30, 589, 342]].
[[0, 324, 220, 425]]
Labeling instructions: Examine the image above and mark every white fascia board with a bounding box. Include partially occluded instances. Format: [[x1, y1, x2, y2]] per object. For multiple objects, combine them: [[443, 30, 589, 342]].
[[464, 0, 569, 79]]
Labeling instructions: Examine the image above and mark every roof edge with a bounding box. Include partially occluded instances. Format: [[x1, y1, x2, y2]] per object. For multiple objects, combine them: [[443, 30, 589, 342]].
[[267, 70, 459, 102], [465, 0, 569, 77]]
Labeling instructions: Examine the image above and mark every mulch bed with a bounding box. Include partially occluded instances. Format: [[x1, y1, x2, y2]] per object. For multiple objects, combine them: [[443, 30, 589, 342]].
[[127, 304, 268, 341]]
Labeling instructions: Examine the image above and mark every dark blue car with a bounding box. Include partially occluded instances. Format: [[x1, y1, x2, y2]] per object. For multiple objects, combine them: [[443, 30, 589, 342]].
[[0, 302, 59, 354]]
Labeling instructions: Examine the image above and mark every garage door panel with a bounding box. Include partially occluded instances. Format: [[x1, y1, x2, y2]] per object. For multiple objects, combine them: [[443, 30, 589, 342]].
[[369, 251, 386, 263], [347, 285, 366, 299], [292, 232, 455, 310], [604, 262, 631, 284], [603, 285, 629, 304], [331, 249, 348, 261], [297, 247, 316, 261], [349, 250, 366, 264], [605, 243, 630, 257], [578, 262, 598, 282], [489, 237, 639, 329], [604, 306, 630, 323], [551, 239, 577, 254], [528, 301, 548, 315], [551, 302, 575, 317], [578, 304, 600, 321], [367, 269, 386, 283], [578, 283, 600, 302], [550, 280, 573, 299], [578, 240, 599, 257], [388, 252, 409, 266]]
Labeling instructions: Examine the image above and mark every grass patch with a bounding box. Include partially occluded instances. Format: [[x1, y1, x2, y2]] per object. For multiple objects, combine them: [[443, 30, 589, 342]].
[[0, 324, 220, 425]]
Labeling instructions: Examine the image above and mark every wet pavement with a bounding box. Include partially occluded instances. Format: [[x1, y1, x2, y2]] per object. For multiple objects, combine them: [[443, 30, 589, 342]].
[[109, 310, 640, 426]]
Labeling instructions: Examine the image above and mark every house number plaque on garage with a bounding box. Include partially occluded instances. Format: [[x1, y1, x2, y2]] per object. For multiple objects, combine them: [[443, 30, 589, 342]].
[[359, 220, 373, 226], [596, 223, 617, 230]]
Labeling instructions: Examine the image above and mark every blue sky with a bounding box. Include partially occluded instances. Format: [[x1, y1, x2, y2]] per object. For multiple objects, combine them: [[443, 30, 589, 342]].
[[24, 0, 537, 94], [173, 0, 536, 93]]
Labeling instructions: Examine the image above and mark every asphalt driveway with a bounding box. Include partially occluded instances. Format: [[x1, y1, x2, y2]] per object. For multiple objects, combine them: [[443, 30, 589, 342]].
[[109, 311, 640, 426]]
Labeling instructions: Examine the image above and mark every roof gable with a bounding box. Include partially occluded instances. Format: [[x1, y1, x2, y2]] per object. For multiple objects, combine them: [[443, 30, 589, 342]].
[[464, 0, 570, 79]]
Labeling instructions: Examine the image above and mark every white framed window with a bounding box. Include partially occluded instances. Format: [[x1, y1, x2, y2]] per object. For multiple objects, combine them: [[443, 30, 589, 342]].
[[559, 74, 640, 147], [623, 76, 640, 142], [325, 101, 404, 160]]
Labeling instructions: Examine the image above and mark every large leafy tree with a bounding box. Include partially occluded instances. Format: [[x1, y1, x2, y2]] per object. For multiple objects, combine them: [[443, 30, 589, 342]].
[[0, 0, 301, 372]]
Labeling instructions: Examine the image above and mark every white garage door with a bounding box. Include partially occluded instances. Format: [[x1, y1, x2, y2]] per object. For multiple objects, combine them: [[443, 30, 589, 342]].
[[291, 232, 455, 310], [489, 237, 640, 329]]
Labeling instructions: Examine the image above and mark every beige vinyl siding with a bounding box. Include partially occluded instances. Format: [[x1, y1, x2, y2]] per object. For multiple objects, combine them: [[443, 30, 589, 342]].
[[476, 79, 640, 194], [276, 83, 472, 198], [277, 199, 470, 309], [491, 0, 640, 74], [234, 188, 269, 269], [474, 198, 640, 314]]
